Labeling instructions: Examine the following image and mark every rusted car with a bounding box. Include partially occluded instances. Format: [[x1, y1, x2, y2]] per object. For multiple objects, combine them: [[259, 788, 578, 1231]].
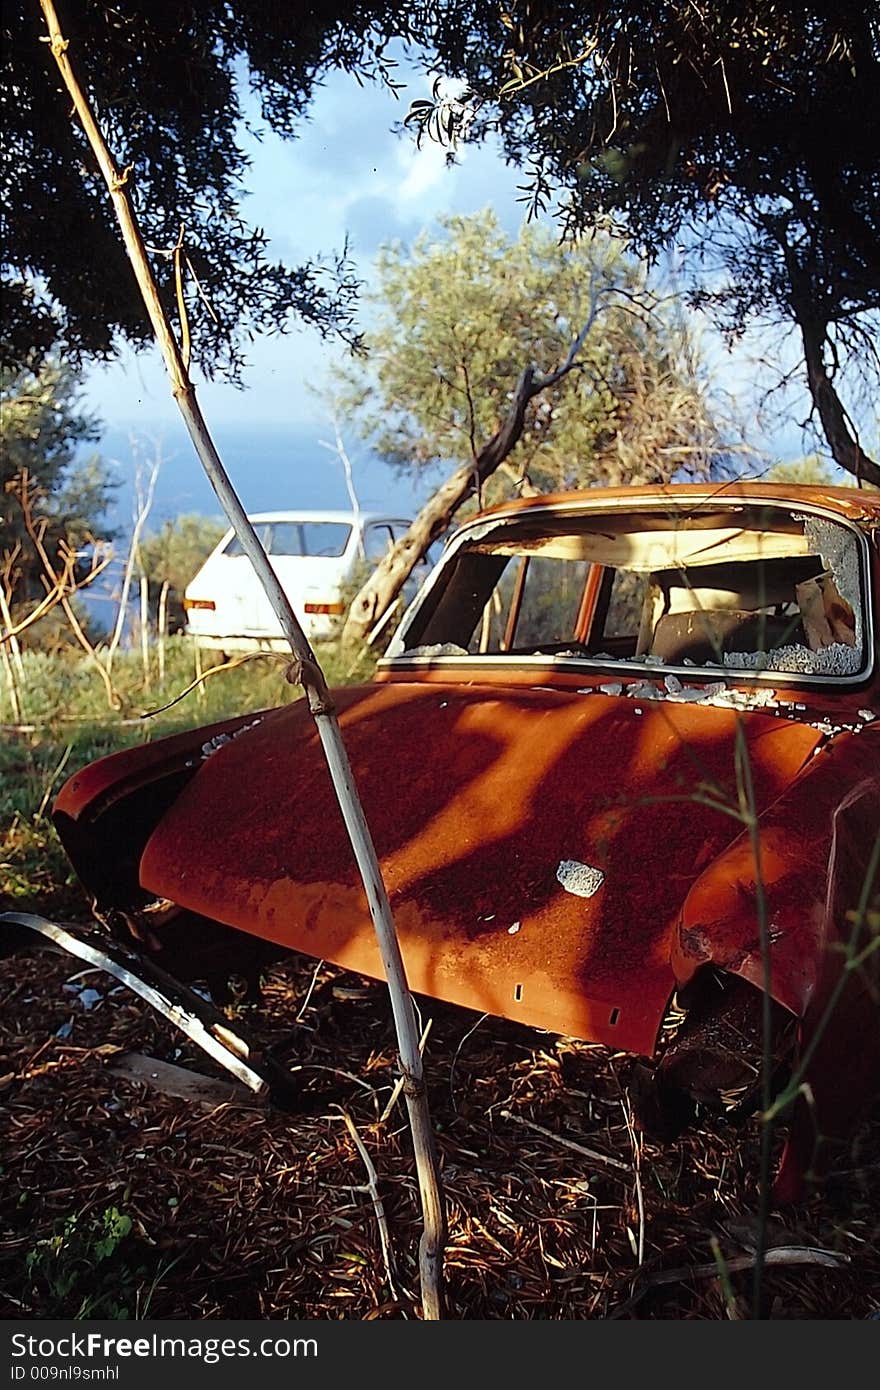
[[8, 483, 879, 1198]]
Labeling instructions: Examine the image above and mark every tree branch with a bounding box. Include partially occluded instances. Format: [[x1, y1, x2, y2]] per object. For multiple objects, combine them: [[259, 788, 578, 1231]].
[[343, 289, 607, 643], [776, 229, 880, 487]]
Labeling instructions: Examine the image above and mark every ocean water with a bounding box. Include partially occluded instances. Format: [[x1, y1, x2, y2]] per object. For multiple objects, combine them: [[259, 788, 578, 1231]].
[[98, 421, 438, 532]]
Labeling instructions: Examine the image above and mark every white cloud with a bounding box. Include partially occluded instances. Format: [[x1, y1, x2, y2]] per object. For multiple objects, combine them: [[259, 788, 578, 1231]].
[[395, 137, 452, 203]]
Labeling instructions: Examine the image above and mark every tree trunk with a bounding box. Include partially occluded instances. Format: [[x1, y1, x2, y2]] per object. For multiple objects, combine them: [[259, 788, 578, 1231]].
[[344, 367, 543, 643], [796, 310, 880, 487], [779, 234, 880, 487], [344, 288, 610, 644]]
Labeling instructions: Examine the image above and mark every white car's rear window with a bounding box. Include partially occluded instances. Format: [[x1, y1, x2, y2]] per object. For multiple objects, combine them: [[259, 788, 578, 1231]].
[[224, 521, 352, 559]]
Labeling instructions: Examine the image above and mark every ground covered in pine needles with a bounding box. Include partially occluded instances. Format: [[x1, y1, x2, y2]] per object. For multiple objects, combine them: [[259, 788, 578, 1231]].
[[1, 941, 877, 1321]]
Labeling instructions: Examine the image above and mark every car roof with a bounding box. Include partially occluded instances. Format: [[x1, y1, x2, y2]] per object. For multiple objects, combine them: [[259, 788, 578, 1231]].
[[464, 480, 880, 527]]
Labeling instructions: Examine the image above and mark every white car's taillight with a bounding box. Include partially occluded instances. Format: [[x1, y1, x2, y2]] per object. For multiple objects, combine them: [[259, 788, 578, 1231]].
[[303, 601, 345, 615]]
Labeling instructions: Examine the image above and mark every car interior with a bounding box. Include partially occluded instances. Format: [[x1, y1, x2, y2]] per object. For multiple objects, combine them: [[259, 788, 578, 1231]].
[[398, 504, 863, 677]]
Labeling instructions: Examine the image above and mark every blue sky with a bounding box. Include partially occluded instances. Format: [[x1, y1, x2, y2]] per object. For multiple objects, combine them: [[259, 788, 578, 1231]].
[[84, 62, 537, 527], [84, 64, 525, 433], [80, 55, 854, 531]]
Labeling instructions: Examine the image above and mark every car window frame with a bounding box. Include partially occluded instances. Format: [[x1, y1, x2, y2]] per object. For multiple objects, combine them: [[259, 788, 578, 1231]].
[[383, 496, 875, 692]]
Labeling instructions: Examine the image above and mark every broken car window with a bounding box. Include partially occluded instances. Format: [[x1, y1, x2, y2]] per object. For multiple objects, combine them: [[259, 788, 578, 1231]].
[[399, 504, 867, 680]]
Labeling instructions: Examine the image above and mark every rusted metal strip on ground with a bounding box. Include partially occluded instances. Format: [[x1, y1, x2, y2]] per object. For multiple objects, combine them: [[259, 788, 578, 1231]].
[[0, 911, 274, 1096]]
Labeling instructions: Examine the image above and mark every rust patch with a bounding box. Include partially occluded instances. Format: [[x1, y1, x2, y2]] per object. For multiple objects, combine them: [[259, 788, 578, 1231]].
[[129, 683, 822, 1056]]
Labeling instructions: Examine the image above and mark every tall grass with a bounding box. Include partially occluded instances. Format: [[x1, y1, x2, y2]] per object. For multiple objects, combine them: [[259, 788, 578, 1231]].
[[0, 635, 375, 727]]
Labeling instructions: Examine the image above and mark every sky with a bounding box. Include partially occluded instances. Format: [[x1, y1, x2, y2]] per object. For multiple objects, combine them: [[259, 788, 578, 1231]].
[[79, 53, 851, 535], [85, 66, 528, 430], [83, 60, 538, 529]]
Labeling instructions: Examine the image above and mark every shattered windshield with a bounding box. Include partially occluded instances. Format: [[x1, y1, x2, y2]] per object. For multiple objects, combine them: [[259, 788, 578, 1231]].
[[394, 503, 868, 681]]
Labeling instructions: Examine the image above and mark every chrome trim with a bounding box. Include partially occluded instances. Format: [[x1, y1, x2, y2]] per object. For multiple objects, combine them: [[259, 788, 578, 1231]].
[[0, 912, 268, 1095]]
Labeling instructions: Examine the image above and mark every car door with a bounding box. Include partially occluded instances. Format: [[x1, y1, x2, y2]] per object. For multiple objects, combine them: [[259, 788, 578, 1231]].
[[362, 521, 396, 567], [399, 528, 442, 608]]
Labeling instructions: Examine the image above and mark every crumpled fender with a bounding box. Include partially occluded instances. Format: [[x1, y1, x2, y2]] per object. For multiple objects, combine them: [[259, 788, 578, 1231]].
[[54, 710, 266, 824], [673, 726, 880, 1199]]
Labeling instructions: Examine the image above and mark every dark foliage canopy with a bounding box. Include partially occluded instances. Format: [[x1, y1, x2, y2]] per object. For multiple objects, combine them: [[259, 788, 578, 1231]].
[[3, 2, 878, 476], [1, 1, 415, 380], [405, 1, 880, 480], [1, 359, 114, 608]]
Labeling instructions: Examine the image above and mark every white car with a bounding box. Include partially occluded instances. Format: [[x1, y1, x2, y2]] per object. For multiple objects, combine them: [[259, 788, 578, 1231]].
[[183, 509, 417, 650]]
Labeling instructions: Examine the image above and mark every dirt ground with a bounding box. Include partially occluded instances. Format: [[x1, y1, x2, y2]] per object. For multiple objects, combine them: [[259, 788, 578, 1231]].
[[1, 939, 877, 1320]]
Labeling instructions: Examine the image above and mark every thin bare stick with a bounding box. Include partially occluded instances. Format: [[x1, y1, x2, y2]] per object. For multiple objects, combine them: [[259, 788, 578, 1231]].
[[18, 481, 120, 709], [173, 224, 191, 372], [107, 449, 160, 669], [380, 1019, 432, 1123], [138, 570, 151, 690], [449, 1012, 489, 1112], [39, 0, 445, 1318], [157, 579, 169, 684], [140, 651, 287, 719], [193, 638, 205, 704], [622, 1096, 645, 1266], [3, 477, 113, 644], [318, 412, 361, 517], [0, 588, 24, 721], [337, 1107, 399, 1300], [0, 583, 27, 676], [499, 1109, 631, 1173], [646, 1245, 850, 1287], [611, 1243, 850, 1318], [295, 958, 325, 1023], [36, 741, 73, 820], [0, 548, 113, 643]]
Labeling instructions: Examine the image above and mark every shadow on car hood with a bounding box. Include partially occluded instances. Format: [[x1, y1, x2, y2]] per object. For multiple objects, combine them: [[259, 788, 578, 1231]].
[[133, 682, 823, 1054]]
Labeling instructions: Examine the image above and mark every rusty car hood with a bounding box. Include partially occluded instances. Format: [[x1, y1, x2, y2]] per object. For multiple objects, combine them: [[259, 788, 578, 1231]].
[[132, 682, 824, 1055]]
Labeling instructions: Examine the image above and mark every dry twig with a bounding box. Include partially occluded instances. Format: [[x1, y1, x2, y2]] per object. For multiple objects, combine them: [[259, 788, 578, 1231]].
[[499, 1109, 631, 1173], [337, 1108, 400, 1302], [38, 0, 446, 1317]]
